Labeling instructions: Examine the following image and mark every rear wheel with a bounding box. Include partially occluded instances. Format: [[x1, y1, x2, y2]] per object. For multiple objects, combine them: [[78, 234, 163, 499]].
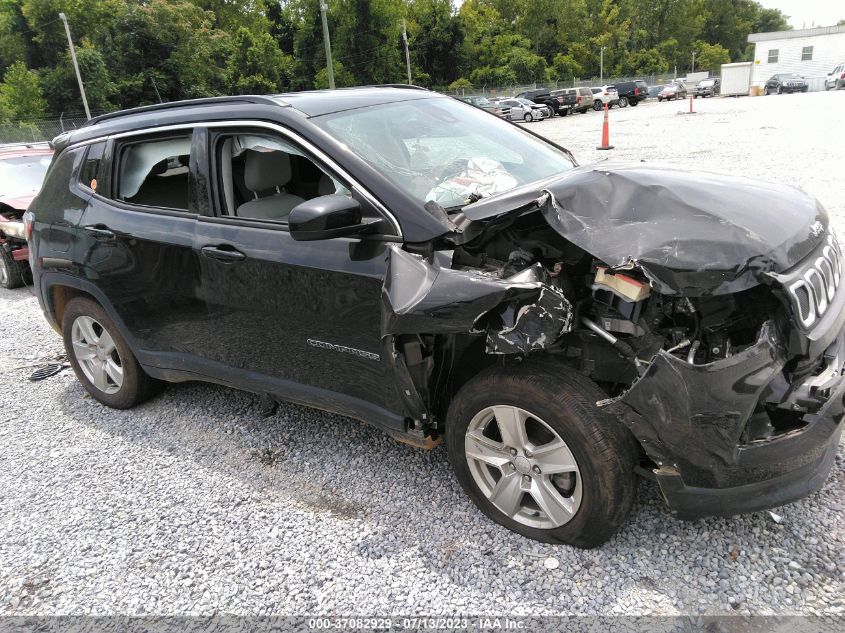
[[0, 246, 24, 289], [593, 100, 602, 111], [619, 96, 628, 107], [446, 362, 637, 548], [62, 297, 162, 408], [630, 99, 638, 106]]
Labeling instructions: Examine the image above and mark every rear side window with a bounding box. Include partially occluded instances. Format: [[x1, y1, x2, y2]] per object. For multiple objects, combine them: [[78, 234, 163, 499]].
[[115, 135, 192, 210], [79, 142, 105, 192]]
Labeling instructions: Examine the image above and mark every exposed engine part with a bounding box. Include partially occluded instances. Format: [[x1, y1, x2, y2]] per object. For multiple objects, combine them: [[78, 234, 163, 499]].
[[581, 317, 636, 359], [686, 340, 701, 364], [592, 266, 650, 322]]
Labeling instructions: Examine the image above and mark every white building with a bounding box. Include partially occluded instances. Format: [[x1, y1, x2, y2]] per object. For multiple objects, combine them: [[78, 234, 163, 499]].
[[748, 24, 845, 91]]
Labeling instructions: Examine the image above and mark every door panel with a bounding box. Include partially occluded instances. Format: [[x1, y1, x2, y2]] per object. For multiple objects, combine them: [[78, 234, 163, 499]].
[[194, 219, 401, 412], [78, 197, 204, 359], [77, 132, 206, 361]]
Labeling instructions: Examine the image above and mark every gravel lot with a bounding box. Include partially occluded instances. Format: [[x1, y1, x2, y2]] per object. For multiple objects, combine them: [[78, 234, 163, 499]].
[[1, 91, 844, 618]]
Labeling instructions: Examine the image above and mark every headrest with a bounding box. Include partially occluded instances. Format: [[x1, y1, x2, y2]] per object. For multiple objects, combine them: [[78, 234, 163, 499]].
[[244, 150, 292, 192]]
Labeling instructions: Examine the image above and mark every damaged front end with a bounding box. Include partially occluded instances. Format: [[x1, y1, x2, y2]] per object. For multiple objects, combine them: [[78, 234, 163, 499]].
[[386, 162, 845, 517]]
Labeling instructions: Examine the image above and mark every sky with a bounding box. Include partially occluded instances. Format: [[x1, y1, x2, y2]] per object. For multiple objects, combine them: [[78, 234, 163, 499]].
[[759, 0, 844, 29]]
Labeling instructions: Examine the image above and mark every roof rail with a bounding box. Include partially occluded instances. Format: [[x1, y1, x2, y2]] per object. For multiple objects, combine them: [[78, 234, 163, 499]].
[[84, 95, 285, 127], [363, 84, 430, 91]]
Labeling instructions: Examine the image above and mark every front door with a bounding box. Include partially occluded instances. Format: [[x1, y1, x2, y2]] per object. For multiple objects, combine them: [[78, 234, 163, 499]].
[[192, 125, 403, 415]]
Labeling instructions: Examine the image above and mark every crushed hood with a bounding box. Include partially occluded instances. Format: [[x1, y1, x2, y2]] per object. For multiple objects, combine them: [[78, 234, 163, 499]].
[[463, 163, 828, 296]]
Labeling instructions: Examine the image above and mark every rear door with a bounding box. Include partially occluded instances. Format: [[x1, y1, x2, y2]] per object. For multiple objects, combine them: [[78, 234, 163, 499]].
[[192, 124, 404, 414], [77, 130, 206, 364]]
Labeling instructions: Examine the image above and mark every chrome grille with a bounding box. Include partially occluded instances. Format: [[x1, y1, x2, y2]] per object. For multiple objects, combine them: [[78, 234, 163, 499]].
[[787, 235, 842, 328]]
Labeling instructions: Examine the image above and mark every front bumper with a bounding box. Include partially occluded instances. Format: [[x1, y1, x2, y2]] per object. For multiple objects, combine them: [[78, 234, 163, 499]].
[[611, 320, 845, 518]]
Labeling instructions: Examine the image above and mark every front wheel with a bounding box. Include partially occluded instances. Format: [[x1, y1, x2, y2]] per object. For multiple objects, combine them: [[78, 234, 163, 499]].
[[63, 297, 162, 408], [446, 363, 637, 548], [593, 100, 603, 111], [777, 86, 783, 94], [523, 112, 533, 122], [0, 247, 24, 289], [618, 96, 628, 107]]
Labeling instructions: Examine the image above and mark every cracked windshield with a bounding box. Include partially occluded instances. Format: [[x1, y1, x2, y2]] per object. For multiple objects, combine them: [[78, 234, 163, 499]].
[[316, 97, 574, 210]]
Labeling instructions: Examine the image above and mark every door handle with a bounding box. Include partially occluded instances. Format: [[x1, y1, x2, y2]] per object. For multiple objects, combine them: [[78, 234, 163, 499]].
[[201, 245, 246, 262], [83, 224, 115, 240]]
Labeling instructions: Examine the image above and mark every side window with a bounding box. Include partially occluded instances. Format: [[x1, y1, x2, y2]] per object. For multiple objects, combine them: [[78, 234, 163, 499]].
[[801, 46, 813, 61], [114, 135, 192, 210], [768, 49, 778, 63], [79, 141, 105, 192], [214, 132, 351, 224]]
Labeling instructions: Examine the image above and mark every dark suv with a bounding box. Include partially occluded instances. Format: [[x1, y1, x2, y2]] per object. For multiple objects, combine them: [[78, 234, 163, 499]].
[[610, 80, 649, 106], [28, 87, 845, 548]]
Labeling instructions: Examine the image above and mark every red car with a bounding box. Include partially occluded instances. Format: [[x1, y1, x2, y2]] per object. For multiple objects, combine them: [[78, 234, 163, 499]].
[[0, 143, 53, 288]]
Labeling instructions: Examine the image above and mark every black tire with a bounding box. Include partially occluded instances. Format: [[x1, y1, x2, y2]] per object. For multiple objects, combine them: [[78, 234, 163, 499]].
[[446, 361, 637, 548], [62, 297, 163, 409], [523, 112, 533, 122], [629, 99, 638, 106], [593, 100, 602, 111], [0, 246, 24, 289], [618, 96, 628, 107], [777, 85, 782, 94]]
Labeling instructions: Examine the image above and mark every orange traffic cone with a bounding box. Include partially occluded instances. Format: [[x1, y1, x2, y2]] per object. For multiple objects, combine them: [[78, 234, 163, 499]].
[[596, 102, 613, 150]]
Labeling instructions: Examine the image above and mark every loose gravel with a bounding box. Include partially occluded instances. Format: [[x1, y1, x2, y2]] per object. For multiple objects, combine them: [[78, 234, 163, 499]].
[[1, 91, 844, 617]]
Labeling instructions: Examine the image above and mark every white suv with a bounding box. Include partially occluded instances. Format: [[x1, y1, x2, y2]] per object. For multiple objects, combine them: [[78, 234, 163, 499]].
[[826, 63, 845, 90], [590, 86, 619, 110]]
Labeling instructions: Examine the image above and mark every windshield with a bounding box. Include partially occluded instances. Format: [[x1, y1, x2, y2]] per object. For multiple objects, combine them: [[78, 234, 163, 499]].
[[0, 154, 52, 200], [315, 97, 575, 210]]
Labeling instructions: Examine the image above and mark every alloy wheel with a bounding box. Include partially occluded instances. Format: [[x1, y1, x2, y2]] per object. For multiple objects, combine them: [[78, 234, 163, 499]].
[[71, 315, 124, 394], [464, 405, 582, 529], [0, 257, 8, 286]]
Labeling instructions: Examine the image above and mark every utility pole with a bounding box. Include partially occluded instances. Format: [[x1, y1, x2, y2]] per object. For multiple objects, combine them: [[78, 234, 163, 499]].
[[692, 50, 697, 74], [59, 12, 91, 120], [402, 19, 412, 85], [600, 47, 605, 83], [319, 1, 335, 89]]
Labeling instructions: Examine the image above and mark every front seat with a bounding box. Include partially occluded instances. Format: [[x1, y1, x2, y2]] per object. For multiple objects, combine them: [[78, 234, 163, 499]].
[[236, 150, 305, 221]]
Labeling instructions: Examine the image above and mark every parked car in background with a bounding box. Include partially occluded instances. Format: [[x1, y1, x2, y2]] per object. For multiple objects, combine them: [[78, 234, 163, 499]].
[[456, 95, 507, 118], [516, 97, 551, 119], [590, 86, 619, 110], [825, 64, 845, 90], [694, 77, 721, 97], [764, 74, 808, 95], [28, 87, 845, 548], [657, 82, 688, 101], [0, 143, 53, 288], [548, 89, 577, 115], [514, 89, 568, 117], [648, 85, 663, 98], [610, 80, 649, 107], [493, 98, 546, 122], [554, 87, 594, 114]]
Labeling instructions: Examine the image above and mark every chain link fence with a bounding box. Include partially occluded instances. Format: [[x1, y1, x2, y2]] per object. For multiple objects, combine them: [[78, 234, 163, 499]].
[[0, 115, 90, 144]]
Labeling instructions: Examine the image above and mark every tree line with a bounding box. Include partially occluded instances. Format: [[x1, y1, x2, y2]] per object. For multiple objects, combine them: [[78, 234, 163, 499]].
[[0, 0, 795, 123]]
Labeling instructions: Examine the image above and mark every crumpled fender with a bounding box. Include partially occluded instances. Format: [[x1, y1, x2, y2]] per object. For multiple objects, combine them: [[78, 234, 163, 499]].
[[606, 321, 785, 479], [382, 246, 573, 354]]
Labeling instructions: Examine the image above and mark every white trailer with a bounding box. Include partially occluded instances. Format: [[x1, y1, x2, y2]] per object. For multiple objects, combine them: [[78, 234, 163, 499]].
[[720, 62, 753, 96]]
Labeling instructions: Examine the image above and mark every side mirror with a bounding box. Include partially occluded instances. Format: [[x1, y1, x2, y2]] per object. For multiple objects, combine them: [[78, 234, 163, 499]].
[[289, 195, 372, 241]]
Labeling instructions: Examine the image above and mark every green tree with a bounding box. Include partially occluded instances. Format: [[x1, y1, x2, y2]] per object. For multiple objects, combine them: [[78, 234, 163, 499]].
[[448, 77, 472, 92], [694, 40, 729, 74], [314, 61, 356, 88], [551, 53, 583, 82], [226, 27, 293, 94], [0, 60, 46, 120]]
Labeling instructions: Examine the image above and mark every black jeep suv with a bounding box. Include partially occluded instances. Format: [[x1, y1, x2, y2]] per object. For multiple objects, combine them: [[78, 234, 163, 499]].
[[27, 87, 844, 548]]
